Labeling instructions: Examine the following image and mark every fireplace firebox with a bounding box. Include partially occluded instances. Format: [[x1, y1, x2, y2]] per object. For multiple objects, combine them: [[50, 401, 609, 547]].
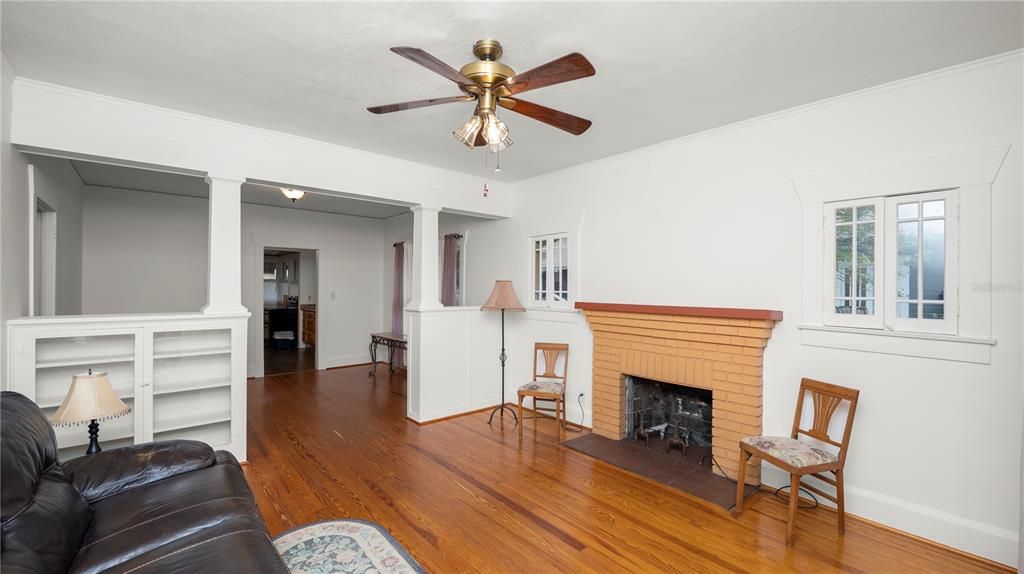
[[625, 376, 713, 453]]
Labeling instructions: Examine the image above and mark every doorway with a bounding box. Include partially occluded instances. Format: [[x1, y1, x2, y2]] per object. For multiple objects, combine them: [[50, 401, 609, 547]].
[[263, 248, 318, 376]]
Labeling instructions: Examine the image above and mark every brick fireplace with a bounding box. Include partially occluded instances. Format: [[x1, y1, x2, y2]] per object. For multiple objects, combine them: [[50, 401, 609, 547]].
[[576, 302, 782, 484]]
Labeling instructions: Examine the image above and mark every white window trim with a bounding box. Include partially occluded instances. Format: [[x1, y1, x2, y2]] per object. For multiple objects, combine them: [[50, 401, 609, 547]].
[[529, 231, 572, 309], [794, 144, 1008, 364]]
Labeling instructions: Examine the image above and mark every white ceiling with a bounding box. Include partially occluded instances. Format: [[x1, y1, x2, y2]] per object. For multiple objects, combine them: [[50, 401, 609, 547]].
[[70, 160, 410, 219], [5, 2, 1022, 182]]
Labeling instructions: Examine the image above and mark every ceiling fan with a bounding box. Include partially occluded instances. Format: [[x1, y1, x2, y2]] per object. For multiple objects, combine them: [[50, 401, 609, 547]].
[[367, 39, 595, 153]]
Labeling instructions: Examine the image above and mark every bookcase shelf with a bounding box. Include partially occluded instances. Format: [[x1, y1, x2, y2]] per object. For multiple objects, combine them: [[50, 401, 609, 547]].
[[153, 347, 231, 360], [153, 378, 232, 397], [36, 353, 136, 369]]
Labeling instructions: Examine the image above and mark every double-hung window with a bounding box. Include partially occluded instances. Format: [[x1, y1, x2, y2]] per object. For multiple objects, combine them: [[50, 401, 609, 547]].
[[531, 233, 570, 307], [824, 189, 958, 334]]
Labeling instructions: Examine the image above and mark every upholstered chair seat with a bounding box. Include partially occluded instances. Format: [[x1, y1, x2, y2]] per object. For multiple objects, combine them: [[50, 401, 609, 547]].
[[518, 380, 564, 395], [739, 436, 838, 468]]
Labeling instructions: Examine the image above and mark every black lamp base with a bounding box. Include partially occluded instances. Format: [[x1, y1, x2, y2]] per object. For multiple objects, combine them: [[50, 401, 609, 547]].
[[487, 308, 519, 427], [85, 419, 102, 455], [487, 403, 519, 424]]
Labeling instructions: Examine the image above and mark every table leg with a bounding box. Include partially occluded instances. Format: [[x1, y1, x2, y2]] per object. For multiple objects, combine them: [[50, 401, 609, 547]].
[[388, 343, 395, 374], [368, 339, 377, 377]]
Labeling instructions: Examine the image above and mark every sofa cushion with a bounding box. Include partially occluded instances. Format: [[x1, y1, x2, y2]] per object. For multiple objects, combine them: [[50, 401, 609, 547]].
[[69, 453, 269, 574], [1, 392, 61, 523], [98, 529, 287, 574], [1, 392, 94, 574], [63, 440, 216, 503]]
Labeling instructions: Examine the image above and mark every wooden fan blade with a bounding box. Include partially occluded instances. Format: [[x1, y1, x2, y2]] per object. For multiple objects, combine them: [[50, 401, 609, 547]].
[[367, 95, 473, 114], [493, 53, 595, 96], [498, 97, 592, 135], [390, 47, 476, 87]]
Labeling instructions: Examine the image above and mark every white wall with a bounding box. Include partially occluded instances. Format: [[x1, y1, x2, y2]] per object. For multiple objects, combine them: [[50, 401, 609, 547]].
[[0, 53, 31, 388], [29, 156, 83, 315], [242, 203, 384, 376], [492, 54, 1022, 564], [298, 250, 316, 306], [81, 186, 208, 314], [77, 185, 385, 375]]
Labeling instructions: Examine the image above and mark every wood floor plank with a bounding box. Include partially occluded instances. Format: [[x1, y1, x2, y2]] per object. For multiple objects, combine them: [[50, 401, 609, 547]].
[[244, 365, 1010, 573]]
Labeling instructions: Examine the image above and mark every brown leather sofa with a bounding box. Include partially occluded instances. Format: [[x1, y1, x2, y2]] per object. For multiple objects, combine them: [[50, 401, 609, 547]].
[[1, 391, 289, 573]]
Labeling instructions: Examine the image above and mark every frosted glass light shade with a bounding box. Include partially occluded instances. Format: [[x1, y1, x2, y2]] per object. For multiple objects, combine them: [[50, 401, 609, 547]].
[[453, 114, 483, 148], [280, 188, 305, 201], [482, 113, 512, 152], [51, 371, 131, 426], [481, 280, 525, 312]]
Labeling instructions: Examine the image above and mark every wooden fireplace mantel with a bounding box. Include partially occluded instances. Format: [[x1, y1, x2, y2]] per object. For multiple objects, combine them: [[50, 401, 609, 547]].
[[574, 302, 783, 322]]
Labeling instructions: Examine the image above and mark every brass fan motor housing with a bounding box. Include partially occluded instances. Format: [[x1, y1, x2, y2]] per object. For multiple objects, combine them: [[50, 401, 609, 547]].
[[459, 39, 515, 90]]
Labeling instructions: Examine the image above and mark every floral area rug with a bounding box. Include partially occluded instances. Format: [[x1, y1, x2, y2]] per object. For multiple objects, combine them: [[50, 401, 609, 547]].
[[273, 519, 425, 574]]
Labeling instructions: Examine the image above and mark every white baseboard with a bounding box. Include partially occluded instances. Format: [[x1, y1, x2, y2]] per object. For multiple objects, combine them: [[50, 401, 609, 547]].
[[415, 399, 495, 424], [760, 466, 1017, 566], [321, 353, 370, 370]]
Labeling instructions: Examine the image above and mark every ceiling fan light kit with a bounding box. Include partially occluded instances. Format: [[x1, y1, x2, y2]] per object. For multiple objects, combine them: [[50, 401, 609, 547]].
[[280, 188, 305, 202], [368, 39, 595, 169]]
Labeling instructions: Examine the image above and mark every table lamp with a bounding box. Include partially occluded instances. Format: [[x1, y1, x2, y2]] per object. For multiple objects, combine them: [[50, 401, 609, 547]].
[[51, 370, 131, 455], [481, 280, 525, 424]]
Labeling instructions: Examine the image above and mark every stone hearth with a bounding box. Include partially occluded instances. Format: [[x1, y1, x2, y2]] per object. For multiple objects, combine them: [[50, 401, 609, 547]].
[[576, 302, 782, 484]]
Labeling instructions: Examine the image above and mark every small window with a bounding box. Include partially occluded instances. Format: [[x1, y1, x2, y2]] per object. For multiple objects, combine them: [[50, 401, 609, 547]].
[[531, 233, 570, 307], [823, 190, 957, 334]]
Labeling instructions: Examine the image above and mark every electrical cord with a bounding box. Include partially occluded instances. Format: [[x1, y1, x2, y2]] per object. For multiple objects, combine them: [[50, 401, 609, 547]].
[[712, 454, 820, 510], [562, 393, 585, 433]]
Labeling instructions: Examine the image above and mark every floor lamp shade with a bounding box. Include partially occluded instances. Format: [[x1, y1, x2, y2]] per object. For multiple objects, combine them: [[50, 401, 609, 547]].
[[481, 280, 525, 312]]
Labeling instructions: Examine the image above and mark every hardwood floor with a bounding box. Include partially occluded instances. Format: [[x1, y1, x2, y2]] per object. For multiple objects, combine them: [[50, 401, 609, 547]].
[[245, 365, 1008, 573], [263, 346, 316, 376]]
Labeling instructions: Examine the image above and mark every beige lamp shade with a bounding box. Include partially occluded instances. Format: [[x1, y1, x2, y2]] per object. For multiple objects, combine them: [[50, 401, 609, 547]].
[[51, 371, 131, 426], [481, 280, 525, 311]]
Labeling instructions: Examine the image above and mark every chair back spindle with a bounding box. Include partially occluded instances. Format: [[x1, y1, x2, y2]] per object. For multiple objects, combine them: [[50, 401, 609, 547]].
[[790, 378, 859, 463], [533, 343, 568, 384]]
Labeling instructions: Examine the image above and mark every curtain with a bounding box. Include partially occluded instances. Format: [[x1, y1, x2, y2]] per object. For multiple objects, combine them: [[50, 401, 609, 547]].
[[441, 234, 459, 306], [391, 242, 405, 363]]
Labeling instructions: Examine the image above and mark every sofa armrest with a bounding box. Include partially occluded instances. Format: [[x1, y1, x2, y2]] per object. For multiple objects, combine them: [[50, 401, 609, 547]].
[[63, 440, 216, 503]]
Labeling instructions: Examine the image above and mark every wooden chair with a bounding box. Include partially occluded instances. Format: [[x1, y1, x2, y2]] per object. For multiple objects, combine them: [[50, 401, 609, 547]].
[[517, 343, 569, 440], [733, 378, 860, 546]]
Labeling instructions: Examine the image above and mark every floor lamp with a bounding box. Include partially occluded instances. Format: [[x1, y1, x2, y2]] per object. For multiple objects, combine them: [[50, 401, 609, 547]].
[[482, 280, 525, 424]]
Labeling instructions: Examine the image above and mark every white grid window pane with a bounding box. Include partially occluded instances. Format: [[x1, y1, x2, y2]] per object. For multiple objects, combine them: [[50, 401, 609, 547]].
[[533, 239, 547, 302], [833, 204, 876, 316], [895, 199, 945, 320], [531, 234, 569, 305]]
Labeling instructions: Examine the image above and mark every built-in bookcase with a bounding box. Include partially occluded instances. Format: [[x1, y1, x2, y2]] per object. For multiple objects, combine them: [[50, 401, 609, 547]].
[[6, 313, 248, 462]]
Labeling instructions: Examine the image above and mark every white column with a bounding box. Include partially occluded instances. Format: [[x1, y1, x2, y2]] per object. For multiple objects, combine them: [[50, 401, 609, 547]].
[[408, 205, 442, 310], [202, 175, 246, 314]]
